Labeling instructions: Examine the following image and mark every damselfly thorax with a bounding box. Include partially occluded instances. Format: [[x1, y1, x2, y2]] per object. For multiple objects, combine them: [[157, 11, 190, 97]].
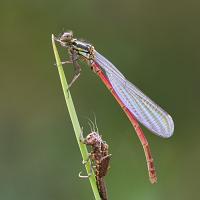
[[56, 31, 95, 61]]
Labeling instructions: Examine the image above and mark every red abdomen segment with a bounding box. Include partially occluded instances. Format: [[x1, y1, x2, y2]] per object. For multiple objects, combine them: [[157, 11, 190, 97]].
[[91, 62, 157, 184]]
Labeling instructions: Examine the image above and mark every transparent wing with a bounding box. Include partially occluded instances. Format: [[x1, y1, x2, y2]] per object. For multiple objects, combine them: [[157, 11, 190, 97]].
[[94, 50, 174, 138]]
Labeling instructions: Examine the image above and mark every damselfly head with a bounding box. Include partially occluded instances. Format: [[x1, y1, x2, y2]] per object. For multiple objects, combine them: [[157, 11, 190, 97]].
[[59, 31, 73, 44]]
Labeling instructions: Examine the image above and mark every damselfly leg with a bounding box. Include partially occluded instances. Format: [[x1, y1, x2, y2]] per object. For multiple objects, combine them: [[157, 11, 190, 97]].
[[54, 37, 82, 89]]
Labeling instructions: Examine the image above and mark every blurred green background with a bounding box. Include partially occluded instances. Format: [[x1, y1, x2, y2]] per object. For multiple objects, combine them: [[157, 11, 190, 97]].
[[0, 0, 199, 199]]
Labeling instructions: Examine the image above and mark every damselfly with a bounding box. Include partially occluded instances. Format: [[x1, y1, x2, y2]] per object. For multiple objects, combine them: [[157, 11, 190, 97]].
[[54, 31, 174, 183]]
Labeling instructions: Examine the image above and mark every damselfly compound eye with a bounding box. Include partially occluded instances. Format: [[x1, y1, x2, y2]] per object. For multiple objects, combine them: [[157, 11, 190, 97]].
[[60, 31, 73, 42]]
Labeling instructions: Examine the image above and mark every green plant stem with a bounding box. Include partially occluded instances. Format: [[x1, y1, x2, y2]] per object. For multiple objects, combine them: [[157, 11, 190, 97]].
[[51, 34, 101, 200]]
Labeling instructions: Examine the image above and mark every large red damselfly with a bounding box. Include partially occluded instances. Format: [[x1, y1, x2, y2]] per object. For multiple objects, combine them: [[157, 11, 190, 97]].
[[54, 31, 174, 183]]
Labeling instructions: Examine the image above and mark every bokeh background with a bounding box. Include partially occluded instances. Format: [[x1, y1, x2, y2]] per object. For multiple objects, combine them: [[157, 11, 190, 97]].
[[0, 0, 199, 199]]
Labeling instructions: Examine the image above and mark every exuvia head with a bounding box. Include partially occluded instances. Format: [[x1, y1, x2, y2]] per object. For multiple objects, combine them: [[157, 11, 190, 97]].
[[85, 132, 101, 146]]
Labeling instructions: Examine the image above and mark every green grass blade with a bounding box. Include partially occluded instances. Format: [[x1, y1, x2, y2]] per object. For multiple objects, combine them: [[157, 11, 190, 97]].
[[51, 34, 101, 200]]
